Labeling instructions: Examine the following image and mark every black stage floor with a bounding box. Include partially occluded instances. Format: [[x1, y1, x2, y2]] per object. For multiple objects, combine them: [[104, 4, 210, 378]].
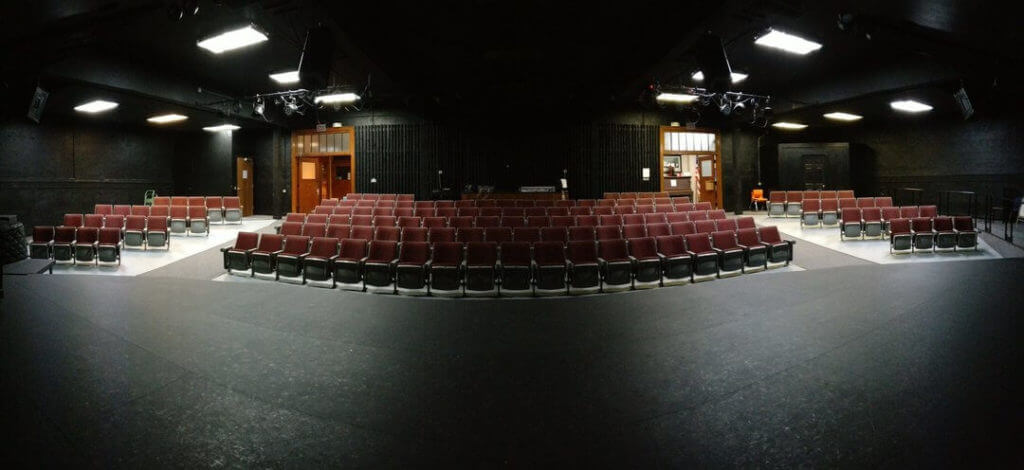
[[2, 260, 1022, 467]]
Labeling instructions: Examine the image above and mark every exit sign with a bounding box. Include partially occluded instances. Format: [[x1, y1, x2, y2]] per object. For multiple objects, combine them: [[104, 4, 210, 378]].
[[316, 124, 327, 132]]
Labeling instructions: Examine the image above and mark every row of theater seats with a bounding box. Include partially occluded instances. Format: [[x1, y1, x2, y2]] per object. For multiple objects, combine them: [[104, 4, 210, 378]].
[[276, 217, 758, 243], [800, 197, 896, 226], [29, 226, 124, 265], [318, 197, 698, 210], [601, 192, 671, 199], [119, 196, 242, 223], [32, 214, 171, 256], [222, 225, 794, 296], [279, 211, 737, 230], [837, 205, 938, 239], [768, 190, 857, 217], [887, 216, 977, 253], [64, 209, 209, 237], [338, 193, 414, 201], [311, 203, 715, 218]]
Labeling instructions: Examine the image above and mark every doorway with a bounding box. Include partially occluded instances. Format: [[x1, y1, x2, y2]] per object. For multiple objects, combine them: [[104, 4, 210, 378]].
[[236, 157, 254, 216], [696, 155, 717, 206], [660, 127, 721, 208], [297, 157, 329, 213], [291, 127, 355, 212]]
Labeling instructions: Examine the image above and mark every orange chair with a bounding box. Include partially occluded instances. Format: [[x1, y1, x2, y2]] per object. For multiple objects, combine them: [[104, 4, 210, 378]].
[[750, 189, 768, 211]]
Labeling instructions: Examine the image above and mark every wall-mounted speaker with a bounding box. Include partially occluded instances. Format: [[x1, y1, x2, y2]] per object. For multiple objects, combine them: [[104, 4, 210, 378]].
[[299, 26, 335, 91], [27, 86, 48, 123], [954, 87, 973, 120]]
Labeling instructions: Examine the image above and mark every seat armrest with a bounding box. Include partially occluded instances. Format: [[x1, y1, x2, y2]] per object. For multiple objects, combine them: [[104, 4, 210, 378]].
[[711, 248, 724, 255], [328, 254, 340, 262], [424, 260, 433, 269], [360, 256, 370, 264]]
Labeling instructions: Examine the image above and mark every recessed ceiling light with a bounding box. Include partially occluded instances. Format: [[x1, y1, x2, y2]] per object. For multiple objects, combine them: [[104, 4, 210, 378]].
[[197, 25, 268, 54], [203, 124, 240, 132], [890, 100, 933, 113], [147, 114, 188, 124], [656, 93, 699, 103], [269, 70, 300, 84], [691, 71, 748, 83], [755, 29, 822, 55], [772, 122, 808, 130], [74, 100, 119, 113], [823, 112, 862, 121], [314, 93, 360, 104]]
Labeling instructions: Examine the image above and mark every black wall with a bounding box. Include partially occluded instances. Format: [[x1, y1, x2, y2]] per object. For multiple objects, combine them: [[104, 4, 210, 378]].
[[172, 130, 233, 197], [0, 117, 175, 229], [765, 116, 1024, 206]]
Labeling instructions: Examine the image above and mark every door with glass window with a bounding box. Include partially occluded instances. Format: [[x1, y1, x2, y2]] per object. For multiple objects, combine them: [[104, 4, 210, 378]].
[[697, 155, 717, 208], [298, 157, 327, 213]]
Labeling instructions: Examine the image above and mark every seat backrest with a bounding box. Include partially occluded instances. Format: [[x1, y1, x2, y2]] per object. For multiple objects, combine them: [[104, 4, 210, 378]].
[[954, 216, 975, 231], [327, 213, 350, 225], [676, 203, 695, 212], [862, 208, 882, 222], [911, 217, 933, 232], [429, 227, 456, 243], [566, 240, 598, 264], [422, 216, 447, 228], [485, 227, 513, 243], [170, 196, 188, 206], [339, 238, 368, 260], [889, 218, 911, 235], [394, 207, 414, 217], [547, 207, 569, 216], [64, 214, 84, 227], [933, 216, 954, 231], [352, 207, 373, 216], [457, 227, 484, 243], [455, 200, 476, 208], [303, 214, 326, 225], [874, 196, 893, 207], [459, 207, 480, 217], [152, 196, 171, 206], [255, 233, 283, 252], [170, 205, 188, 218], [534, 241, 566, 266], [575, 215, 599, 227], [568, 226, 596, 241], [367, 240, 399, 262], [187, 196, 205, 207], [622, 224, 646, 238], [694, 220, 716, 234], [303, 223, 327, 238], [112, 205, 132, 217], [666, 212, 689, 223], [758, 226, 783, 243], [285, 212, 306, 223], [500, 241, 532, 266], [550, 216, 575, 228], [76, 227, 98, 244], [104, 215, 125, 228], [645, 223, 671, 237], [613, 205, 636, 215], [431, 241, 464, 266], [685, 233, 713, 253], [622, 214, 644, 225], [131, 205, 150, 217], [449, 216, 474, 228], [84, 214, 105, 228], [694, 202, 712, 211], [688, 211, 708, 221], [599, 214, 622, 226], [595, 225, 621, 241], [466, 241, 497, 265], [500, 216, 525, 228], [350, 225, 374, 241], [478, 207, 501, 217], [98, 227, 122, 244], [841, 208, 862, 222], [525, 207, 547, 217], [475, 216, 500, 228], [513, 227, 541, 243], [839, 198, 857, 209], [628, 236, 658, 259], [802, 199, 820, 211], [282, 235, 311, 255], [414, 207, 435, 218], [350, 215, 373, 226], [206, 196, 223, 209], [375, 226, 400, 241], [711, 230, 738, 250], [919, 205, 938, 218], [802, 190, 820, 200], [820, 190, 837, 199], [373, 206, 395, 217], [93, 204, 113, 215], [540, 227, 568, 243], [33, 226, 55, 243], [635, 205, 655, 214], [856, 197, 875, 208], [569, 206, 592, 216], [398, 241, 430, 264], [654, 204, 674, 213], [735, 228, 760, 247], [880, 207, 900, 220], [900, 206, 920, 218], [327, 224, 351, 239], [397, 216, 421, 228], [655, 235, 686, 257], [503, 208, 525, 217], [593, 206, 613, 215], [707, 209, 727, 220], [54, 226, 77, 243], [307, 237, 338, 257], [598, 238, 629, 260], [125, 215, 147, 231], [147, 216, 168, 231], [820, 199, 839, 211], [280, 222, 303, 236], [769, 191, 786, 202], [670, 221, 696, 236], [188, 206, 206, 219], [643, 213, 667, 225], [527, 216, 550, 227], [373, 215, 397, 227], [837, 190, 855, 199], [436, 207, 457, 218], [714, 219, 738, 232], [736, 216, 755, 229], [786, 191, 803, 203]]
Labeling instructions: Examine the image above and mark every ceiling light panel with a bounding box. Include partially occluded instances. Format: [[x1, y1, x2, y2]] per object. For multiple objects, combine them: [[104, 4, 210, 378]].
[[691, 71, 749, 83], [74, 100, 119, 113], [269, 71, 300, 84], [197, 25, 268, 54], [314, 93, 361, 104], [656, 93, 699, 103], [890, 100, 933, 113], [147, 114, 188, 124], [772, 122, 808, 130], [755, 29, 822, 55], [203, 124, 240, 132], [823, 112, 862, 121]]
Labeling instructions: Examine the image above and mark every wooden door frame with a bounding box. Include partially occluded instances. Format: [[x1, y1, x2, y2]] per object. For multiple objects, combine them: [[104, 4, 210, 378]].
[[658, 126, 723, 209], [290, 127, 355, 212], [236, 157, 254, 216]]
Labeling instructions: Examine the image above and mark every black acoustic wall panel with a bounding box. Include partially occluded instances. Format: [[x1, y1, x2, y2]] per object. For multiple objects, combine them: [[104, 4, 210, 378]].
[[567, 124, 660, 199]]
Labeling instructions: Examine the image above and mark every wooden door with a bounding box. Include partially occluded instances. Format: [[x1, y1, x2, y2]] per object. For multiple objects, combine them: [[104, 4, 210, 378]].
[[298, 157, 327, 213], [696, 155, 717, 208], [332, 156, 352, 199], [236, 157, 254, 216]]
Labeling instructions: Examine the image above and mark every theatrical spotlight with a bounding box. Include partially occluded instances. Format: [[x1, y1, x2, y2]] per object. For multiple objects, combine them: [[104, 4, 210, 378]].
[[282, 95, 303, 116], [252, 96, 266, 119]]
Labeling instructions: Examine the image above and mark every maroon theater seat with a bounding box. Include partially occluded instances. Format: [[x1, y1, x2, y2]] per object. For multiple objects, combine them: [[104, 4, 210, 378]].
[[250, 233, 284, 277], [363, 240, 400, 293], [933, 216, 957, 251], [889, 218, 913, 254], [683, 233, 718, 280], [735, 228, 767, 272], [104, 214, 125, 230], [448, 216, 473, 228], [568, 226, 596, 242], [707, 210, 727, 220], [145, 216, 170, 250], [525, 207, 547, 217], [599, 214, 622, 226], [275, 236, 312, 283], [52, 226, 77, 263], [350, 225, 375, 242], [820, 199, 840, 226], [112, 205, 131, 217], [710, 230, 744, 277], [415, 207, 435, 218], [428, 242, 464, 296], [565, 240, 600, 294], [436, 207, 457, 218], [919, 205, 938, 218], [875, 196, 893, 208], [513, 227, 541, 243], [613, 205, 636, 215], [839, 198, 857, 210], [187, 206, 209, 235], [801, 199, 821, 227], [592, 206, 613, 216], [123, 216, 147, 249], [327, 224, 351, 239], [302, 237, 339, 287], [548, 207, 569, 217], [93, 204, 113, 215], [305, 214, 328, 225], [422, 216, 447, 228], [373, 215, 397, 227], [670, 221, 697, 236], [280, 222, 303, 236], [569, 206, 592, 216], [900, 206, 920, 219], [373, 207, 396, 217], [694, 220, 716, 235], [953, 216, 977, 250], [285, 212, 307, 223], [550, 216, 575, 228], [676, 202, 696, 212], [429, 227, 457, 243], [655, 235, 693, 284], [880, 207, 901, 233], [622, 224, 646, 239], [397, 216, 421, 228], [643, 213, 667, 225], [152, 196, 171, 206], [350, 215, 373, 226], [394, 207, 414, 217], [694, 202, 712, 211], [645, 222, 670, 238], [540, 227, 568, 243], [911, 217, 935, 251], [29, 226, 55, 259], [455, 200, 476, 208], [820, 191, 837, 200], [302, 223, 327, 238], [861, 208, 883, 238], [501, 216, 526, 228], [74, 227, 100, 265], [465, 242, 499, 296], [499, 241, 533, 295], [666, 212, 689, 224], [533, 241, 568, 295], [736, 216, 756, 230], [457, 227, 484, 243], [628, 236, 662, 288], [352, 207, 374, 216], [622, 214, 645, 225], [714, 219, 737, 233], [485, 227, 513, 244], [375, 226, 401, 241], [757, 226, 794, 266], [334, 239, 369, 290], [503, 208, 525, 218], [96, 227, 122, 265], [475, 216, 500, 228], [841, 208, 863, 240], [459, 207, 480, 218], [575, 215, 599, 227], [168, 206, 189, 235], [402, 227, 428, 243], [856, 197, 875, 208], [131, 205, 151, 217], [395, 241, 431, 295], [526, 216, 550, 227], [598, 239, 633, 292], [595, 225, 621, 241]]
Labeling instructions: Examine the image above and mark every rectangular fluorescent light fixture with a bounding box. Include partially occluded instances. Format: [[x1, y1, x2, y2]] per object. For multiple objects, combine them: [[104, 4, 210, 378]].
[[314, 93, 360, 104], [147, 114, 188, 124], [691, 71, 748, 83], [890, 100, 933, 113], [197, 25, 268, 54], [755, 29, 822, 55], [269, 70, 300, 84], [823, 112, 862, 121], [656, 93, 699, 103], [74, 100, 119, 113], [203, 124, 240, 132], [772, 122, 808, 130]]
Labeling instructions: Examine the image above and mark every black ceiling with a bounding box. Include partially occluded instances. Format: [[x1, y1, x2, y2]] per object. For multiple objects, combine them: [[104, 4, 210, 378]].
[[1, 0, 1020, 129]]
